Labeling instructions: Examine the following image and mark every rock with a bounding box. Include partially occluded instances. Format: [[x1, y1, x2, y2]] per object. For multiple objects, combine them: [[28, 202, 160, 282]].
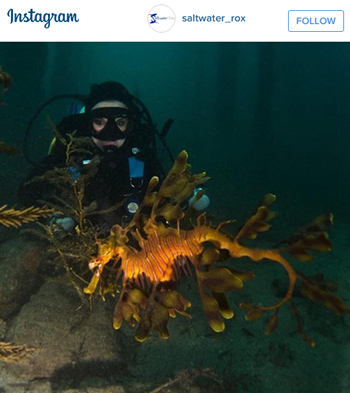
[[0, 225, 17, 247], [0, 237, 44, 320], [5, 278, 125, 390]]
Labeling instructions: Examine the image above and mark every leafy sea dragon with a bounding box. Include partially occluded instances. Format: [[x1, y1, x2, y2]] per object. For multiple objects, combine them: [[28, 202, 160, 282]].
[[84, 150, 349, 345]]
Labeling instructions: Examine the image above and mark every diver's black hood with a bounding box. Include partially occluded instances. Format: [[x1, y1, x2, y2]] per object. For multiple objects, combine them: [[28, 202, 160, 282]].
[[85, 82, 138, 114]]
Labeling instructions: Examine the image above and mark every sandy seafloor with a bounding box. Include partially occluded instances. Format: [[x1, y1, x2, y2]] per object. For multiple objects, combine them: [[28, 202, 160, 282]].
[[0, 199, 349, 393]]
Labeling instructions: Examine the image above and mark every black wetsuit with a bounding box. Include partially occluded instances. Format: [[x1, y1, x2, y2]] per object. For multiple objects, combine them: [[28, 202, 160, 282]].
[[18, 114, 164, 231]]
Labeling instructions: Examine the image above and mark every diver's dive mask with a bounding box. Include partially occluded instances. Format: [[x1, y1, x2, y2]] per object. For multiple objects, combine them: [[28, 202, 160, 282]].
[[89, 107, 136, 141]]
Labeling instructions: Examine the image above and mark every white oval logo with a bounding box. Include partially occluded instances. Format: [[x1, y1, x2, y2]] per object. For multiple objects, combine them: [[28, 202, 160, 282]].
[[148, 5, 175, 33]]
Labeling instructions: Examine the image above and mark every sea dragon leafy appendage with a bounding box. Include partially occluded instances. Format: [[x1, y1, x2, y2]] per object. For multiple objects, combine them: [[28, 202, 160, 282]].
[[84, 151, 349, 345]]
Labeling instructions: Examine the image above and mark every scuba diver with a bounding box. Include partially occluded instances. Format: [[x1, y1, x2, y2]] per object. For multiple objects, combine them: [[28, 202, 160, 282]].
[[18, 80, 210, 234], [18, 81, 166, 233]]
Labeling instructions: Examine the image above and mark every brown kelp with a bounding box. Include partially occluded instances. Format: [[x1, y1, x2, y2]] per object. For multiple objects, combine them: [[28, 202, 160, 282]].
[[0, 205, 56, 228], [0, 68, 41, 363], [22, 128, 120, 302], [0, 69, 20, 155], [0, 341, 35, 363], [0, 141, 21, 156], [0, 66, 12, 105], [0, 67, 55, 229], [82, 150, 348, 345]]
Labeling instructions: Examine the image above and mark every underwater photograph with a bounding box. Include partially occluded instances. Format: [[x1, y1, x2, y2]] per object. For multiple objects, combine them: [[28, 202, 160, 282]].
[[0, 42, 350, 393]]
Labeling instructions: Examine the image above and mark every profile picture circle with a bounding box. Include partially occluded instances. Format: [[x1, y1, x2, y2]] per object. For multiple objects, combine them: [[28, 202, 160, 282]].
[[148, 5, 176, 33]]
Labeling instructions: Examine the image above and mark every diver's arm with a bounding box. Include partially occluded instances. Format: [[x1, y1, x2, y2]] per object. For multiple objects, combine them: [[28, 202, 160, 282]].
[[18, 114, 87, 207], [17, 144, 66, 207]]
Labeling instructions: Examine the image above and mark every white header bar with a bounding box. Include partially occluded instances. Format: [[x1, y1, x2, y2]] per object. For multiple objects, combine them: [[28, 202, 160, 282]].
[[0, 0, 349, 42]]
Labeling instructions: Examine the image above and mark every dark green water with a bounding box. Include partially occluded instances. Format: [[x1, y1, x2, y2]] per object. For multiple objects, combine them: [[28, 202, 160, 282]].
[[0, 42, 349, 393]]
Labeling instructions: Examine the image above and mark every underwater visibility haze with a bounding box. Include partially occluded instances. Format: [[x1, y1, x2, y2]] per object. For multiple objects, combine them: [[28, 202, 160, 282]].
[[0, 42, 349, 393]]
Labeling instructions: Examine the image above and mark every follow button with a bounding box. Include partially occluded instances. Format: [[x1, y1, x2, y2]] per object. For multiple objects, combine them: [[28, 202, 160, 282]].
[[288, 10, 344, 32]]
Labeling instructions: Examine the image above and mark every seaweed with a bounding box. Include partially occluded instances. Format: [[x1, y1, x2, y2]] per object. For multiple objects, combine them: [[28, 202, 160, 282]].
[[0, 205, 56, 228], [0, 341, 35, 363], [0, 67, 12, 105], [0, 141, 21, 156], [0, 69, 21, 156], [23, 129, 124, 302]]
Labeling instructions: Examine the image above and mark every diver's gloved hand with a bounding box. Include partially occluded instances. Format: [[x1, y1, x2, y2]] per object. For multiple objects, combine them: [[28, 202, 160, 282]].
[[189, 188, 210, 211], [55, 217, 75, 232], [50, 215, 75, 233]]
